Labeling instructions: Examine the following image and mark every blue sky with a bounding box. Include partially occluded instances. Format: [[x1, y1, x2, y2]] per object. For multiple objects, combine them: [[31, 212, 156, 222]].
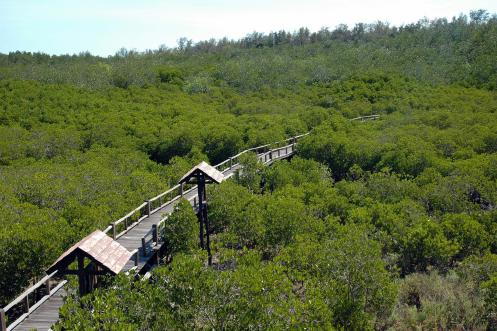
[[1, 0, 496, 56]]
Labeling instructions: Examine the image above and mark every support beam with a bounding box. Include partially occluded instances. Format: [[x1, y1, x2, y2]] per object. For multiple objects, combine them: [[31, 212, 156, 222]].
[[146, 200, 151, 216], [78, 255, 86, 296], [45, 278, 51, 296], [24, 294, 29, 313], [152, 224, 158, 244], [197, 173, 205, 249], [142, 238, 147, 256], [204, 205, 212, 265]]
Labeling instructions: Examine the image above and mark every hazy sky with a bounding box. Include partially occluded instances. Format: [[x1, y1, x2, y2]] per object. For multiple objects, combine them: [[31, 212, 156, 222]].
[[1, 0, 496, 56]]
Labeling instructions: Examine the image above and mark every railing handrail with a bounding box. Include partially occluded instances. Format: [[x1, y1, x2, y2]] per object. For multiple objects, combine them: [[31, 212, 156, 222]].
[[149, 184, 181, 202], [351, 114, 380, 121], [114, 202, 148, 227], [3, 270, 58, 312], [3, 280, 67, 331]]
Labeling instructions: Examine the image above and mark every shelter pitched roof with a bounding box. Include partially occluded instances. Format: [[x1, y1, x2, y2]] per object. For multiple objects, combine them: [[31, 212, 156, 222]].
[[47, 230, 132, 275], [179, 161, 225, 184]]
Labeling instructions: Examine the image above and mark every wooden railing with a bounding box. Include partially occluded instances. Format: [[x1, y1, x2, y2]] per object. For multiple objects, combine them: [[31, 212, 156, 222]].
[[351, 114, 380, 121], [1, 271, 66, 331], [124, 249, 140, 275], [140, 139, 302, 254], [140, 223, 163, 258], [102, 131, 311, 241], [135, 117, 377, 255]]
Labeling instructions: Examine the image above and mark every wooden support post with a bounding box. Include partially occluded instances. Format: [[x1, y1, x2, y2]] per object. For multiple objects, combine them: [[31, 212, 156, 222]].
[[142, 238, 147, 256], [180, 183, 184, 197], [197, 173, 205, 249], [45, 277, 51, 295], [88, 264, 96, 293], [285, 146, 288, 154], [0, 308, 6, 331], [146, 200, 151, 216], [134, 251, 139, 267], [204, 206, 212, 266], [200, 176, 212, 265], [152, 224, 158, 244], [112, 222, 116, 239], [78, 254, 85, 296], [124, 217, 128, 230], [24, 294, 29, 313], [229, 157, 233, 169], [278, 148, 280, 157]]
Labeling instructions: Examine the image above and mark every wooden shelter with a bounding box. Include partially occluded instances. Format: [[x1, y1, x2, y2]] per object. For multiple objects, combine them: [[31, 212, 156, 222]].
[[47, 230, 132, 295], [179, 161, 224, 185], [179, 161, 224, 265]]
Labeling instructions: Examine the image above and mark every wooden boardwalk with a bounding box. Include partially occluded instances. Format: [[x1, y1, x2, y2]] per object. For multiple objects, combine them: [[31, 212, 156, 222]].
[[6, 139, 298, 331], [3, 115, 380, 331], [118, 143, 295, 272], [10, 288, 66, 331]]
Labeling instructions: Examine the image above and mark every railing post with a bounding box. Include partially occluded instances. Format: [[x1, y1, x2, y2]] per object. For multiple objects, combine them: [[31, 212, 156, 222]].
[[194, 197, 197, 209], [112, 222, 116, 239], [147, 200, 151, 216], [229, 157, 233, 169], [278, 148, 280, 157], [134, 251, 139, 267], [180, 183, 184, 197], [45, 278, 51, 295], [152, 224, 158, 244], [1, 308, 6, 331], [142, 238, 147, 256], [25, 294, 29, 313]]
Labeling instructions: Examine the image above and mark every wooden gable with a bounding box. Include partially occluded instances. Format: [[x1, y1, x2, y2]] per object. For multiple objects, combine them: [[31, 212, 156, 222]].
[[47, 230, 132, 275], [179, 161, 225, 184]]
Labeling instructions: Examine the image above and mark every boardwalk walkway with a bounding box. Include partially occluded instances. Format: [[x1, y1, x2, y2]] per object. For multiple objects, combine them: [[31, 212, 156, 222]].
[[9, 288, 66, 331], [6, 139, 298, 331], [3, 115, 380, 331]]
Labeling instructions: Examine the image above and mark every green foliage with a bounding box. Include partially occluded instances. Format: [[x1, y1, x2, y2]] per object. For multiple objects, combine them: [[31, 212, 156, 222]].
[[320, 224, 397, 330], [155, 66, 184, 86], [442, 213, 490, 259], [481, 275, 497, 328], [392, 271, 486, 330], [233, 152, 263, 192], [56, 253, 335, 330], [161, 199, 199, 257], [208, 181, 265, 248]]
